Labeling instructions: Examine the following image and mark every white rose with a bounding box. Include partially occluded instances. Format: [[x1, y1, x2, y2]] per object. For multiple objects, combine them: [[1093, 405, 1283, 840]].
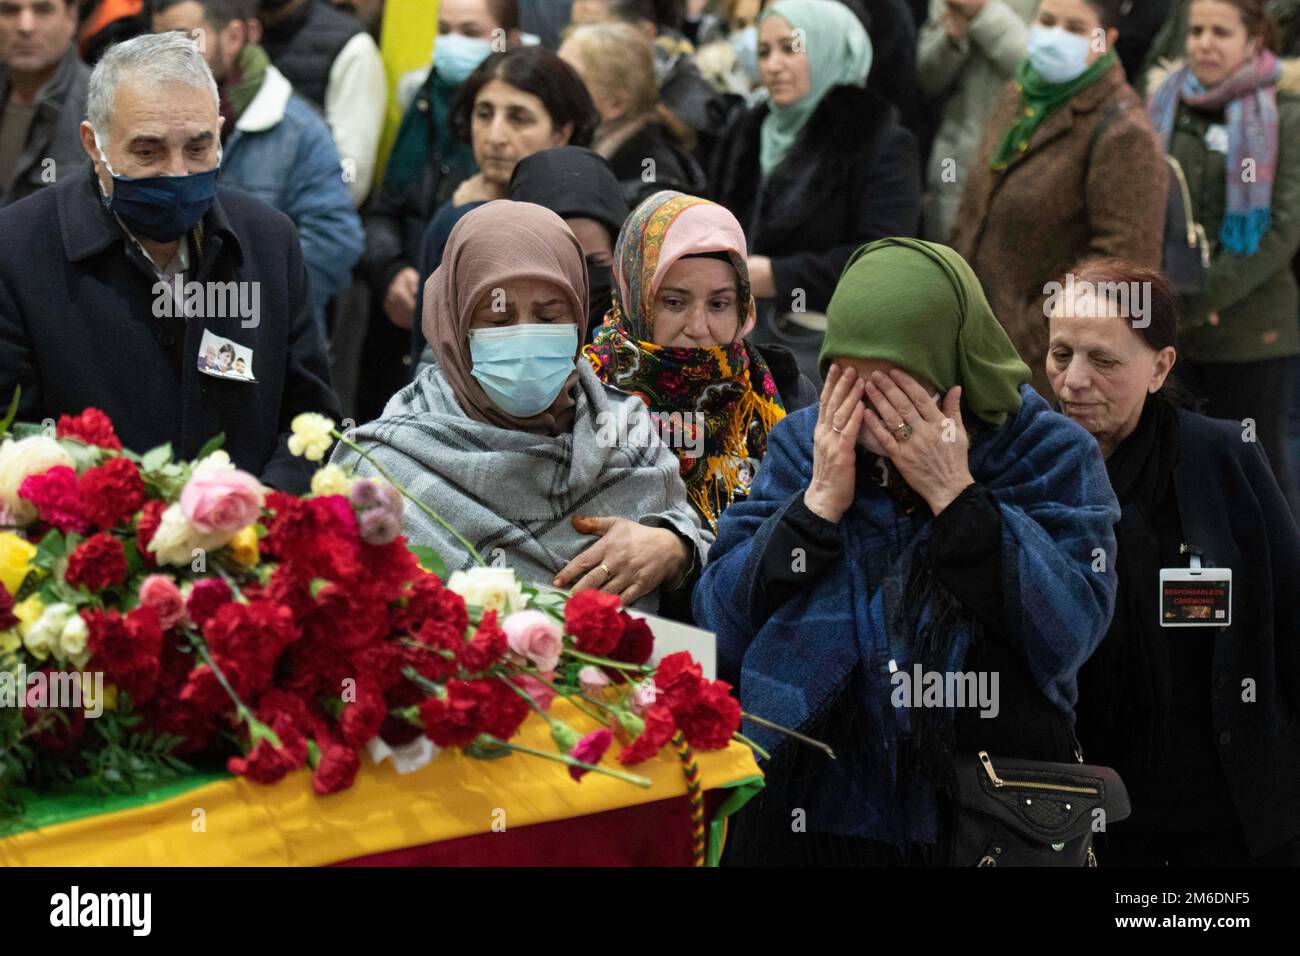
[[24, 603, 72, 663], [0, 435, 74, 524], [59, 613, 89, 661], [446, 566, 526, 615], [148, 503, 233, 567], [192, 449, 234, 475]]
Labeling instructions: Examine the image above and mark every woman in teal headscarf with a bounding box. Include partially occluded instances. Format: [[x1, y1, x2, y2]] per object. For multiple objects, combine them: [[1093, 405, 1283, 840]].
[[695, 238, 1122, 865], [708, 0, 922, 384]]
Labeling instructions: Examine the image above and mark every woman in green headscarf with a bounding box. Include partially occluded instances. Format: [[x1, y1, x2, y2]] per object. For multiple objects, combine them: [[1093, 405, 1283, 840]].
[[695, 238, 1122, 865], [950, 0, 1168, 400], [708, 0, 921, 384]]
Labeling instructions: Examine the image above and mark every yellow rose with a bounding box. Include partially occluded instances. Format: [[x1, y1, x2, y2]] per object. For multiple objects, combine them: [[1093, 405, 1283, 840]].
[[0, 629, 19, 654], [0, 531, 36, 597], [229, 525, 260, 566], [288, 413, 335, 462], [310, 463, 354, 497], [13, 593, 44, 634]]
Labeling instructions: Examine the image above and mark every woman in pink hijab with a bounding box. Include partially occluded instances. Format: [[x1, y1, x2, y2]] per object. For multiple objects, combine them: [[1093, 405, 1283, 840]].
[[334, 201, 711, 615]]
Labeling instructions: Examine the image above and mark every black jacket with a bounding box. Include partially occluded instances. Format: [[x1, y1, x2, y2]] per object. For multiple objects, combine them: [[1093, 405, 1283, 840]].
[[0, 45, 89, 209], [0, 166, 340, 493], [1162, 409, 1300, 856], [709, 84, 921, 314], [606, 121, 706, 207]]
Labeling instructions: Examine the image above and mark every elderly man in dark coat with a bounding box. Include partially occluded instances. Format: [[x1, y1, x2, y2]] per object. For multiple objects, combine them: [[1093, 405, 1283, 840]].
[[0, 31, 339, 493]]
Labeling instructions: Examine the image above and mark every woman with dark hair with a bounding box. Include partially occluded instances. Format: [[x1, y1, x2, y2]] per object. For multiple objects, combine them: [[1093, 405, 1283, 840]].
[[354, 0, 523, 424], [1046, 257, 1300, 866], [951, 0, 1169, 400], [407, 48, 600, 364], [1147, 0, 1300, 508], [708, 0, 921, 384]]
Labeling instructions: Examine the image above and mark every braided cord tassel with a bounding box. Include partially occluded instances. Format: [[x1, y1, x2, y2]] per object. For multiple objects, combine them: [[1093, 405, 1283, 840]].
[[672, 729, 705, 867]]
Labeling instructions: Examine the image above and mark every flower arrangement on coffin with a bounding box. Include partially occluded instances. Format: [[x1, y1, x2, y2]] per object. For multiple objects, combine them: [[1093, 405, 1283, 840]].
[[0, 398, 817, 823]]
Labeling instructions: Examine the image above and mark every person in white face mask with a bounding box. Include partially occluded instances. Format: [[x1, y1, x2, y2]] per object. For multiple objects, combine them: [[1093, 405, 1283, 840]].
[[951, 0, 1170, 401], [332, 201, 712, 617]]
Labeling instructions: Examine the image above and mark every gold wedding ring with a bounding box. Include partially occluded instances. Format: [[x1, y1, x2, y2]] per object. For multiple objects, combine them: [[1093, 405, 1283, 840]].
[[598, 563, 613, 579]]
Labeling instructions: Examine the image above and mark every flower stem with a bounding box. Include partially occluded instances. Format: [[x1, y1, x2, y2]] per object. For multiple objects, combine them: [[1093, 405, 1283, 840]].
[[332, 430, 485, 566], [479, 735, 652, 787], [732, 731, 771, 762], [517, 668, 609, 725], [740, 711, 835, 759], [194, 639, 280, 748], [563, 648, 653, 674]]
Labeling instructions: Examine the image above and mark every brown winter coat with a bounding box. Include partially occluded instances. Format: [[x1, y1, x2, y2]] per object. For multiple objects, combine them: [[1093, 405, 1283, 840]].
[[951, 60, 1168, 398]]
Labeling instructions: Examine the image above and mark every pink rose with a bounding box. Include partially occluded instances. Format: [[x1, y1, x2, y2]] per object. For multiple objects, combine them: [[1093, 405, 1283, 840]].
[[179, 458, 264, 534], [138, 574, 185, 629], [578, 665, 611, 694], [629, 679, 658, 716], [502, 609, 563, 673], [514, 673, 556, 711]]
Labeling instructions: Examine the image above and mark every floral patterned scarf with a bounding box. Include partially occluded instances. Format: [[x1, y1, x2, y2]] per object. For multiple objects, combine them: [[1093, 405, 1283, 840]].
[[584, 191, 786, 532]]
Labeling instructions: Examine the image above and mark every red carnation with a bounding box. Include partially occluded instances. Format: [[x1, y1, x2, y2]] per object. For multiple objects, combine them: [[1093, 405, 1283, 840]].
[[19, 466, 91, 534], [605, 613, 654, 682], [178, 663, 236, 716], [568, 728, 613, 781], [393, 571, 468, 635], [457, 610, 507, 672], [203, 600, 300, 696], [357, 537, 420, 603], [227, 715, 308, 785], [256, 689, 326, 740], [64, 532, 127, 592], [418, 679, 528, 748], [652, 651, 705, 712], [340, 681, 388, 748], [564, 589, 625, 655], [85, 606, 164, 704], [186, 577, 233, 629], [617, 703, 677, 765], [312, 742, 361, 795], [672, 679, 742, 751], [135, 499, 167, 565], [56, 408, 121, 450], [78, 456, 147, 530], [0, 584, 17, 631], [407, 618, 464, 683]]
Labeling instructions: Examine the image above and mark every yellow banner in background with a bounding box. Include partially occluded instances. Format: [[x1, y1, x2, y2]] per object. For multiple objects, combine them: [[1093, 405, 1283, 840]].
[[375, 0, 441, 185]]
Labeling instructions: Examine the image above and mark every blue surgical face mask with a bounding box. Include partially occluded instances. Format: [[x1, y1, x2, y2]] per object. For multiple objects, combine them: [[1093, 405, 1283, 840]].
[[95, 134, 220, 243], [731, 25, 759, 85], [1027, 24, 1094, 85], [435, 32, 494, 86], [469, 323, 580, 417]]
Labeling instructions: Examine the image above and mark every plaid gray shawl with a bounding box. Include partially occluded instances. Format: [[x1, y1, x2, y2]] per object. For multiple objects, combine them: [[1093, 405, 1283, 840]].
[[332, 362, 712, 612]]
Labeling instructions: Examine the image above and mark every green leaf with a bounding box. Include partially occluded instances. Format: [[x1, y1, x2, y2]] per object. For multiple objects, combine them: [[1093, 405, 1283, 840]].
[[196, 433, 226, 461], [32, 529, 66, 572], [408, 545, 446, 580], [0, 386, 20, 436], [63, 440, 102, 472], [140, 443, 173, 473]]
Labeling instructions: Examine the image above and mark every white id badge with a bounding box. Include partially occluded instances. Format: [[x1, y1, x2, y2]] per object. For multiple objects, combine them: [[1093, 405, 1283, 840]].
[[1159, 566, 1232, 627]]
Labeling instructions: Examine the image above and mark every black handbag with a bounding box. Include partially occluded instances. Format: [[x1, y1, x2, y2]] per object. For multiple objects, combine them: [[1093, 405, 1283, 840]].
[[943, 750, 1132, 867]]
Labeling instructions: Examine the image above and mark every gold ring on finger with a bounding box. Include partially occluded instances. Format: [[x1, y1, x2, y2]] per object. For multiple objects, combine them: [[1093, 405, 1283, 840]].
[[894, 423, 914, 442], [599, 563, 613, 578]]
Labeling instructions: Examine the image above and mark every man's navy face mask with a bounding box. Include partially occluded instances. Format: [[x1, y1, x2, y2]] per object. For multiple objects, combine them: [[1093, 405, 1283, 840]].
[[95, 134, 221, 243]]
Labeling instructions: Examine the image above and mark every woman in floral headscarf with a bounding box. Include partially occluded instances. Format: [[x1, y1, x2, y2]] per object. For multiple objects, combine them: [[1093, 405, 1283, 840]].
[[584, 190, 817, 534]]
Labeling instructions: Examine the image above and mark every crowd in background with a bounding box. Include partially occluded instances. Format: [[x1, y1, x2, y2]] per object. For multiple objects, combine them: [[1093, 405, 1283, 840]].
[[0, 0, 1298, 867]]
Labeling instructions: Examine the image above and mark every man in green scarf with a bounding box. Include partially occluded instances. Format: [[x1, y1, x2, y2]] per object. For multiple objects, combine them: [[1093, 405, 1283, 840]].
[[152, 0, 364, 336]]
